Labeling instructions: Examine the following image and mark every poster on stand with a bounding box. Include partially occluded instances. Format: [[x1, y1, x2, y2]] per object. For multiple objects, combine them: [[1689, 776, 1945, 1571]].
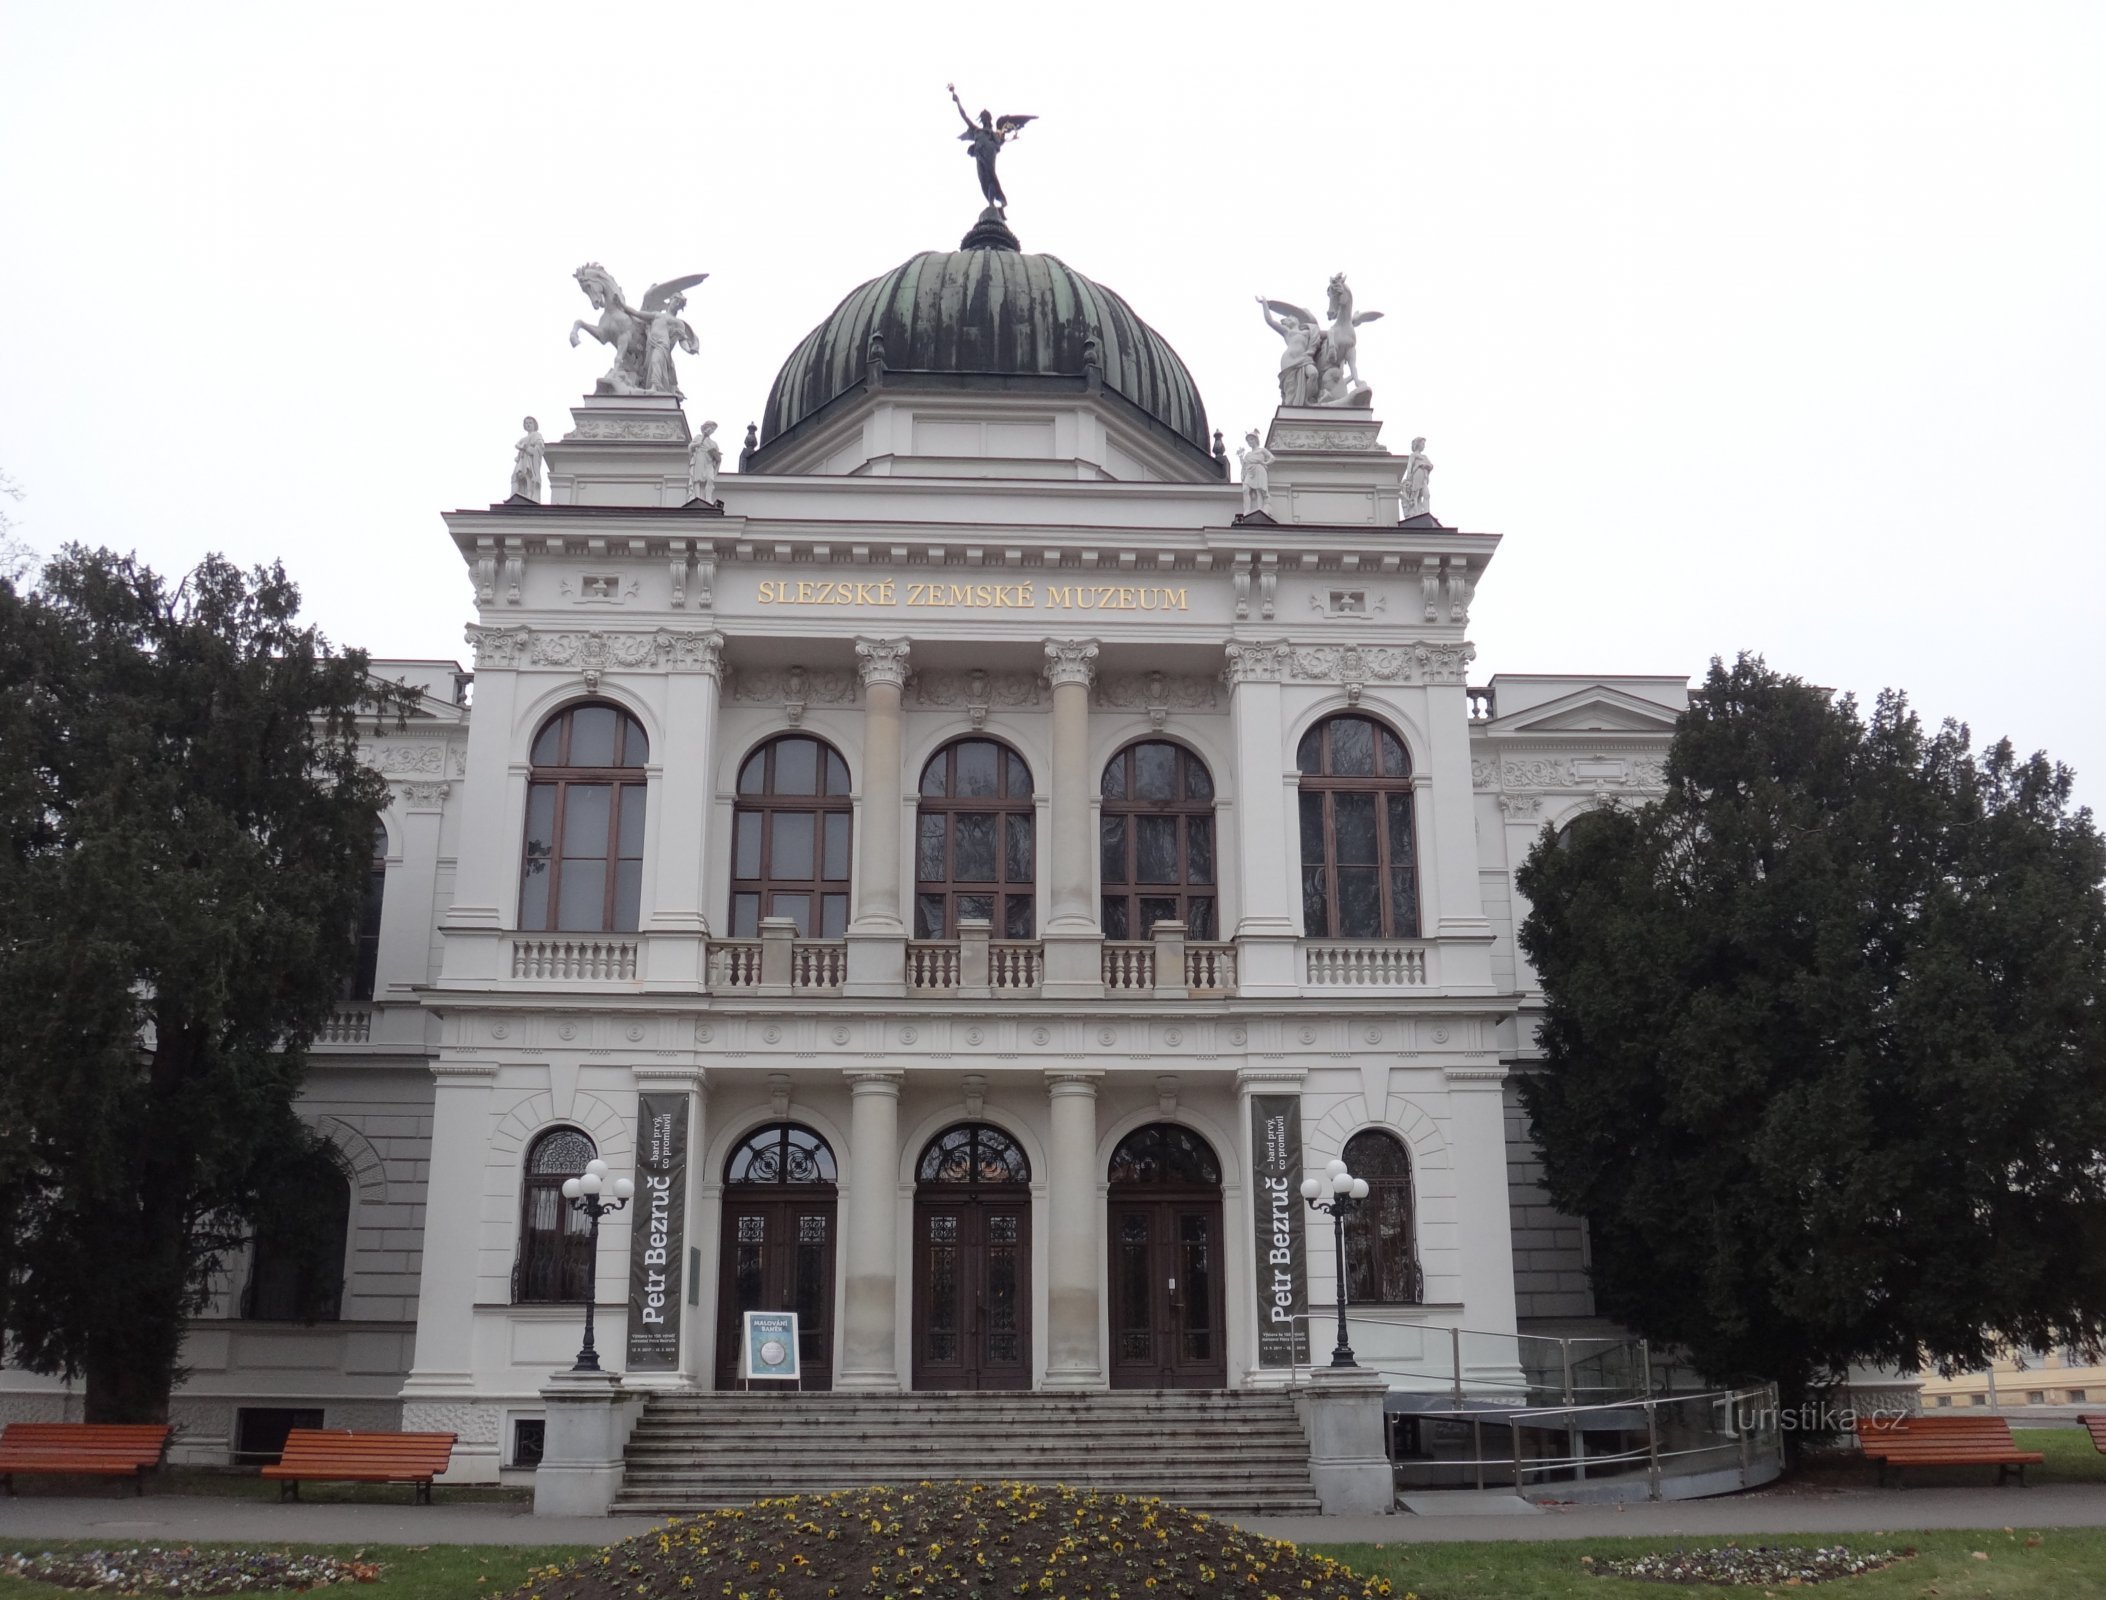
[[741, 1310, 800, 1381], [1250, 1095, 1311, 1367]]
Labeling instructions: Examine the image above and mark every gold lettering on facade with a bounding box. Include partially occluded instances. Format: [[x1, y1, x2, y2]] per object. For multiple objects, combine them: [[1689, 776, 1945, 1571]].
[[754, 578, 1187, 612]]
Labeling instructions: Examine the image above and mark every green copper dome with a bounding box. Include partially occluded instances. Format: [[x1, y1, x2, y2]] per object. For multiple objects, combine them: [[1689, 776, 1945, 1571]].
[[756, 248, 1219, 476]]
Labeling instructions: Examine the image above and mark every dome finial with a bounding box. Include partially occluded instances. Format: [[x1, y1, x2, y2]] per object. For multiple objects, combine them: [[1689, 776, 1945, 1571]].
[[948, 82, 1034, 248]]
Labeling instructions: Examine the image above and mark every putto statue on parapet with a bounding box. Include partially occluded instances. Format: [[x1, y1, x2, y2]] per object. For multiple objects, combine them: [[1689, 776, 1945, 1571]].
[[1258, 274, 1385, 408], [949, 83, 1035, 213], [568, 264, 709, 397]]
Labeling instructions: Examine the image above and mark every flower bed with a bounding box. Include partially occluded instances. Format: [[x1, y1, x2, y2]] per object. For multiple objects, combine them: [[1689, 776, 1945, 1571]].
[[1588, 1544, 1904, 1585], [2, 1548, 381, 1594], [507, 1482, 1392, 1600]]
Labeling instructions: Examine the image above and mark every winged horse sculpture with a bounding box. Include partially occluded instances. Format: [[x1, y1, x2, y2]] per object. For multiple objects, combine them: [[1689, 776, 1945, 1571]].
[[569, 265, 710, 397], [1258, 274, 1385, 407]]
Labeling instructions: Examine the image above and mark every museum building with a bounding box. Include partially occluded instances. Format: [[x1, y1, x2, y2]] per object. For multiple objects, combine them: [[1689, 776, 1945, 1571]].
[[0, 212, 1689, 1482]]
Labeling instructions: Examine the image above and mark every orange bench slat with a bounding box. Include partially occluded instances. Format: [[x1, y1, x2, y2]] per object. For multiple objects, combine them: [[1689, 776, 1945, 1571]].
[[0, 1423, 170, 1476], [259, 1429, 456, 1483]]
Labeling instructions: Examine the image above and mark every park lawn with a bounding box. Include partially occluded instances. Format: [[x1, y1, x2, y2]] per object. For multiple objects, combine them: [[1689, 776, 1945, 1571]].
[[0, 1544, 595, 1600], [1313, 1526, 2106, 1599]]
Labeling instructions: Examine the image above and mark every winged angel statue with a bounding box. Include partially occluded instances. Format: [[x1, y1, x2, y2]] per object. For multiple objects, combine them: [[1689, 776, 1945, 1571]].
[[1258, 274, 1385, 407], [949, 83, 1035, 212], [568, 265, 710, 397]]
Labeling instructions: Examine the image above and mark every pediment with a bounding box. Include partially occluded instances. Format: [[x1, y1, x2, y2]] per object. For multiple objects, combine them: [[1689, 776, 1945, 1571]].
[[1490, 686, 1682, 736]]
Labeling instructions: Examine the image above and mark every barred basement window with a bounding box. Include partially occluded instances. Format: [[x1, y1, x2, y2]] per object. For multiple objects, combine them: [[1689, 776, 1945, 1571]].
[[1341, 1129, 1422, 1305]]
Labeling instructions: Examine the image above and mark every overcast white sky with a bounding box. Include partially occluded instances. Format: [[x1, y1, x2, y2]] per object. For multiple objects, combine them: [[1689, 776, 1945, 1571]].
[[3, 1, 2101, 803]]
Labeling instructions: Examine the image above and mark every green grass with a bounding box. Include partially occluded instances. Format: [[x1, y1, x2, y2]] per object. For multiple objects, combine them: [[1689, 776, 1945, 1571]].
[[1770, 1426, 2106, 1490], [1311, 1527, 2106, 1598], [0, 1545, 594, 1600]]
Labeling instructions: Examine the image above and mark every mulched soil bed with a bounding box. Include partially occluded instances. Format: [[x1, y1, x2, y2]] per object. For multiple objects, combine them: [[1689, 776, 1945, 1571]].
[[1587, 1544, 1905, 1585], [2, 1548, 381, 1593], [505, 1482, 1392, 1600]]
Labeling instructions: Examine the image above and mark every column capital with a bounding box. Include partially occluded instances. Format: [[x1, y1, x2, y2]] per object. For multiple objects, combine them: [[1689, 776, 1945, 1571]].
[[1044, 1068, 1105, 1097], [663, 628, 727, 678], [1223, 639, 1293, 686], [844, 1068, 906, 1096], [1042, 638, 1100, 690], [854, 636, 912, 689]]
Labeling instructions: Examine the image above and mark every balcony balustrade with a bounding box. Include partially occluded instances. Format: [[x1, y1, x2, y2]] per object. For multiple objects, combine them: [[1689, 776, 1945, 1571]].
[[908, 923, 1045, 995], [318, 1007, 372, 1044], [708, 919, 846, 994], [509, 936, 639, 982], [1302, 940, 1430, 987]]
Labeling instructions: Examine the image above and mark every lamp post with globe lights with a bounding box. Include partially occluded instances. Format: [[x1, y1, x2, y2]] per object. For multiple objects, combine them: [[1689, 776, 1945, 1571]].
[[559, 1159, 635, 1373], [1301, 1158, 1371, 1368]]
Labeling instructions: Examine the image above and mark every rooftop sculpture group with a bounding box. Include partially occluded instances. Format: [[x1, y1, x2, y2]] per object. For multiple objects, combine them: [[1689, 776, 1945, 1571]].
[[569, 264, 710, 397], [1258, 276, 1384, 408]]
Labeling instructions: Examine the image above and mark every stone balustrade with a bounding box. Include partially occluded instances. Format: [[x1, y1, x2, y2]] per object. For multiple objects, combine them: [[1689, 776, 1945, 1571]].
[[510, 936, 639, 982], [1302, 941, 1430, 987]]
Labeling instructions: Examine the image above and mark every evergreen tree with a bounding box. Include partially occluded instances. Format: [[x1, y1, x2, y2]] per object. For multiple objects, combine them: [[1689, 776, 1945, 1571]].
[[0, 548, 406, 1420], [1517, 654, 2106, 1411]]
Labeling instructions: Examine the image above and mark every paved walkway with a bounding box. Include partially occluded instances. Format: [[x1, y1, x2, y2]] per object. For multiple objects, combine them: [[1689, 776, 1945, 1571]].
[[2, 1485, 2103, 1550]]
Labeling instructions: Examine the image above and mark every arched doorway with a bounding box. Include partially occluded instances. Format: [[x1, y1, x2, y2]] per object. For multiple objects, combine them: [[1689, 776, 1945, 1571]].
[[911, 1122, 1033, 1390], [715, 1123, 838, 1389], [1106, 1123, 1228, 1389]]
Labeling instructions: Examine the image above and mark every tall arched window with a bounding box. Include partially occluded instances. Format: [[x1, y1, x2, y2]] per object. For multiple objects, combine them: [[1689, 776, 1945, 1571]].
[[916, 738, 1034, 939], [516, 1127, 596, 1303], [344, 823, 388, 1001], [1296, 714, 1419, 938], [1100, 741, 1216, 940], [1342, 1129, 1421, 1305], [520, 704, 650, 933], [731, 736, 852, 938]]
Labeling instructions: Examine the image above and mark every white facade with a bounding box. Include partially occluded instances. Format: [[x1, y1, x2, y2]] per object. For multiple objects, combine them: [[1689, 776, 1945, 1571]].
[[0, 249, 1687, 1482]]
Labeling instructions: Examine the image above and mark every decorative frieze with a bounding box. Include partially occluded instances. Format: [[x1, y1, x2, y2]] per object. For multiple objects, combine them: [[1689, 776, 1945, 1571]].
[[566, 417, 683, 442], [1092, 671, 1218, 726], [1269, 425, 1384, 452], [914, 669, 1044, 720], [726, 666, 858, 720], [1220, 640, 1476, 690], [369, 741, 451, 776], [466, 625, 725, 683]]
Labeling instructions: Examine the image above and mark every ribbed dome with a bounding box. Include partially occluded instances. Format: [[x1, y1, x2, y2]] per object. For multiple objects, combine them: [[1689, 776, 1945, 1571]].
[[759, 249, 1214, 467]]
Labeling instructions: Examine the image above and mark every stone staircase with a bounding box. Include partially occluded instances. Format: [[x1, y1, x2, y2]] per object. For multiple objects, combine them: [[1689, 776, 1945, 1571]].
[[612, 1389, 1323, 1517]]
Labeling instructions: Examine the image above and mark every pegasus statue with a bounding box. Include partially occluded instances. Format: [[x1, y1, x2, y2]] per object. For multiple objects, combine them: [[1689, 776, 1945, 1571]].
[[569, 264, 710, 397]]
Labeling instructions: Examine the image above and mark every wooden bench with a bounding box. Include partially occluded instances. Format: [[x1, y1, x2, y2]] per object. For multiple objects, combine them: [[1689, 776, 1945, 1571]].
[[1854, 1413, 2044, 1486], [0, 1423, 171, 1496], [2075, 1414, 2106, 1454], [259, 1429, 456, 1504]]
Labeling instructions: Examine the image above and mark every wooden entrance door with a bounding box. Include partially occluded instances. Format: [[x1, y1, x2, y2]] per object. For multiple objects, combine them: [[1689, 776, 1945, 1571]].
[[714, 1120, 842, 1390], [714, 1190, 836, 1389], [909, 1122, 1034, 1390], [1107, 1195, 1228, 1388], [1105, 1122, 1228, 1390], [911, 1191, 1032, 1389]]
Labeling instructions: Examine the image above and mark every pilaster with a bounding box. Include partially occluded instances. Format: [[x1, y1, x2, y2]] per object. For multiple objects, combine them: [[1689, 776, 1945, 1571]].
[[845, 638, 909, 996], [1041, 639, 1104, 997], [438, 641, 525, 985], [1223, 641, 1301, 995]]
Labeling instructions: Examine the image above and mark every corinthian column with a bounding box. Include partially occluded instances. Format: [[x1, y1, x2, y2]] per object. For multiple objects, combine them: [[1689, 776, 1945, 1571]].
[[845, 637, 909, 995], [1040, 639, 1103, 996], [1042, 1069, 1106, 1389], [837, 1069, 905, 1391]]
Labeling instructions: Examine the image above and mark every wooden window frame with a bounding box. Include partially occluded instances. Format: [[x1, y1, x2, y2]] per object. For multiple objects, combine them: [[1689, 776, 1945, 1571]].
[[729, 736, 854, 938], [915, 738, 1036, 940], [519, 704, 650, 934], [1099, 740, 1219, 941], [1295, 714, 1421, 939]]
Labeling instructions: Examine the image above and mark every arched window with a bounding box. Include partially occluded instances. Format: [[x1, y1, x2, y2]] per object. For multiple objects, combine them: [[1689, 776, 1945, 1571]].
[[520, 704, 650, 933], [344, 823, 388, 1001], [725, 1123, 839, 1184], [1295, 714, 1419, 938], [1342, 1129, 1422, 1305], [731, 736, 852, 938], [917, 1123, 1031, 1185], [1107, 1123, 1222, 1187], [916, 739, 1035, 939], [244, 1148, 350, 1322], [1100, 741, 1217, 940], [515, 1127, 596, 1303]]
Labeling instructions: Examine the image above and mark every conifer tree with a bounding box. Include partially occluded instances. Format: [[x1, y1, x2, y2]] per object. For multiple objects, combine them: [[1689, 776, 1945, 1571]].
[[1517, 654, 2106, 1412], [0, 548, 406, 1421]]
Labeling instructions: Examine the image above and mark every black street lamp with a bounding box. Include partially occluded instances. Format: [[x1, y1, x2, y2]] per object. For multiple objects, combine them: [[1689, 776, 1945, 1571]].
[[559, 1158, 634, 1373], [1301, 1158, 1371, 1369]]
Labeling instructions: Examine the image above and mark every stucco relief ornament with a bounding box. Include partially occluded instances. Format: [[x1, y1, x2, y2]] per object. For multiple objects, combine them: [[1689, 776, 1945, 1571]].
[[1258, 275, 1384, 408], [568, 264, 709, 397]]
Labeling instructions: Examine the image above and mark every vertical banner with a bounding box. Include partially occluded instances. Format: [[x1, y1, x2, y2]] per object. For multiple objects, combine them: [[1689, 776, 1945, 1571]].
[[1250, 1095, 1311, 1367], [625, 1092, 688, 1370]]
